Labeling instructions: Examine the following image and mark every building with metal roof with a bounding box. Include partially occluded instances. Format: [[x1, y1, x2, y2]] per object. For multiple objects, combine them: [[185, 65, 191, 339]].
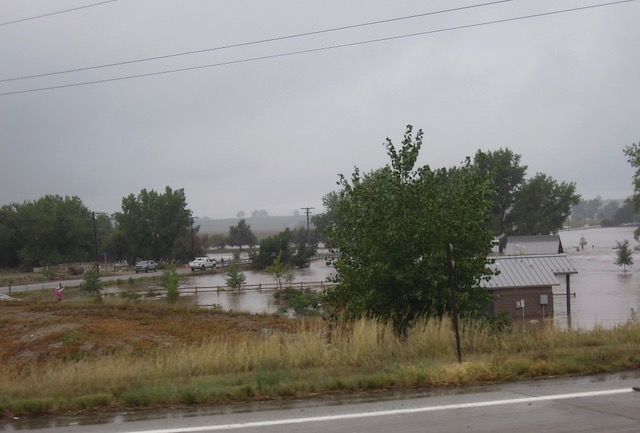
[[482, 254, 577, 322], [503, 235, 564, 255]]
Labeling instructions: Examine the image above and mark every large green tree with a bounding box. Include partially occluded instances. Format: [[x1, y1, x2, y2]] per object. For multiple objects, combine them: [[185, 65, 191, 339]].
[[0, 203, 23, 268], [474, 148, 580, 236], [474, 148, 527, 235], [0, 195, 103, 270], [227, 219, 257, 251], [323, 126, 495, 331], [113, 187, 192, 262], [507, 173, 580, 235]]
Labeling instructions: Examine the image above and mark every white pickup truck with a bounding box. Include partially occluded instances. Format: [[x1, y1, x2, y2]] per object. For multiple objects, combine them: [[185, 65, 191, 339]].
[[188, 256, 217, 271]]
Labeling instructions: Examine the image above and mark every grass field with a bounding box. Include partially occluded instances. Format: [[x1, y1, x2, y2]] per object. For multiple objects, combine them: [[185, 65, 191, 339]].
[[2, 291, 640, 418]]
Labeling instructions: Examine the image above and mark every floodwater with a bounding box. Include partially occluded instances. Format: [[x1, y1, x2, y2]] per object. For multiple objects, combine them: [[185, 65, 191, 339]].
[[180, 256, 336, 313], [555, 225, 640, 329], [182, 226, 640, 329]]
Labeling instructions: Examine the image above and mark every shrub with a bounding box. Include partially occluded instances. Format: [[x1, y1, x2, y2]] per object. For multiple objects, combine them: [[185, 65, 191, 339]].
[[164, 266, 180, 304], [81, 267, 103, 300]]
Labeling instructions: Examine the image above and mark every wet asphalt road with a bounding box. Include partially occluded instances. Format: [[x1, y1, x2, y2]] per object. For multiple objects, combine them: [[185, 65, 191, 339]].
[[4, 371, 640, 433], [0, 266, 191, 295]]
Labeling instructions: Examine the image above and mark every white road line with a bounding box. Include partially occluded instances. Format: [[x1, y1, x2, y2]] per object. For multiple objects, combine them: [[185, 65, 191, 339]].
[[124, 388, 634, 433]]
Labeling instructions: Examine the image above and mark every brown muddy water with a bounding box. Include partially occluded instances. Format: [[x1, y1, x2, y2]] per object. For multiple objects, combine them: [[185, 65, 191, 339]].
[[179, 256, 336, 314], [176, 226, 639, 330], [556, 225, 639, 329]]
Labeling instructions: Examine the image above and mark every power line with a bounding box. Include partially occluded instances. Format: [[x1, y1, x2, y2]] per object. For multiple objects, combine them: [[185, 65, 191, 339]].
[[0, 0, 120, 27], [1, 0, 518, 83], [0, 0, 636, 97]]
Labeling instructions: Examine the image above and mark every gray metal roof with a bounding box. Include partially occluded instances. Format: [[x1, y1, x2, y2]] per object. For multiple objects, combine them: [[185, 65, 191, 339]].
[[482, 254, 577, 290], [504, 235, 564, 255]]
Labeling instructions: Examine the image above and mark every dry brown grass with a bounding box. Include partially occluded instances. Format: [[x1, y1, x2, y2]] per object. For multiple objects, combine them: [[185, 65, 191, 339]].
[[1, 296, 640, 417]]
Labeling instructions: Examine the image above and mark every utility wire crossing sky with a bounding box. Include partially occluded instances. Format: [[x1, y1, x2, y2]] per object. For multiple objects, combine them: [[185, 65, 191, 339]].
[[1, 0, 638, 218]]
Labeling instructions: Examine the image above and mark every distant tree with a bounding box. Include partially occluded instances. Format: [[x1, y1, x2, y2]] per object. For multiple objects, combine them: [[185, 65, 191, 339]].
[[507, 173, 580, 235], [0, 195, 99, 270], [236, 210, 245, 218], [209, 233, 227, 249], [474, 148, 527, 235], [586, 196, 603, 220], [324, 125, 495, 332], [249, 229, 292, 269], [579, 235, 587, 250], [293, 209, 300, 216], [172, 228, 206, 261], [93, 212, 115, 261], [227, 219, 257, 250], [616, 200, 638, 226], [601, 201, 620, 221], [571, 197, 604, 223], [0, 203, 26, 268], [251, 209, 269, 217], [199, 233, 210, 250], [311, 192, 340, 245], [615, 240, 633, 272], [289, 226, 308, 245], [474, 148, 580, 236], [249, 228, 315, 270], [224, 259, 246, 290], [114, 187, 192, 262]]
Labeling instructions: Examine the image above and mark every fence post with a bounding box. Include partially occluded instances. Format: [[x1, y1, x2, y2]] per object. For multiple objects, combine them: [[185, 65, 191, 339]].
[[258, 283, 261, 292], [195, 286, 198, 301]]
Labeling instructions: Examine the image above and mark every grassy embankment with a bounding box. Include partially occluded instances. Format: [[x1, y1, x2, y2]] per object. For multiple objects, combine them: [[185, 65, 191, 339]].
[[1, 291, 640, 417]]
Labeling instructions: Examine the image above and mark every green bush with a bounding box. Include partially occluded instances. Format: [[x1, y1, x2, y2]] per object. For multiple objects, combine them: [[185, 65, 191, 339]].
[[164, 266, 179, 304], [81, 267, 103, 300]]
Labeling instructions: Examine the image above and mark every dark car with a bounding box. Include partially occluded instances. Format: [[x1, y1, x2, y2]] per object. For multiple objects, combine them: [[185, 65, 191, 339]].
[[135, 260, 157, 273]]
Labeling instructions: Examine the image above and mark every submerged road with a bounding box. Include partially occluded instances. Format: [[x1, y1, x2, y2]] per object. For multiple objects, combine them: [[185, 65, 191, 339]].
[[5, 371, 640, 433]]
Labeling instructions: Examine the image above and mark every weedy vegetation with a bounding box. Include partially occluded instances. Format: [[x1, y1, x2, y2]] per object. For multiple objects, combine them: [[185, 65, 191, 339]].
[[1, 295, 639, 417]]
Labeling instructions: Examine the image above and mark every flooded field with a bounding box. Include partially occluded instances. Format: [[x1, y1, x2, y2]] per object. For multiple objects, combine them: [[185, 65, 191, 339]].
[[178, 226, 640, 330], [555, 225, 640, 329], [180, 257, 336, 313]]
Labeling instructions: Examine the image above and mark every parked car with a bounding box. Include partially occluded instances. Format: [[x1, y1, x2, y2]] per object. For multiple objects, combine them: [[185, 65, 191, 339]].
[[135, 260, 157, 273], [188, 256, 216, 271]]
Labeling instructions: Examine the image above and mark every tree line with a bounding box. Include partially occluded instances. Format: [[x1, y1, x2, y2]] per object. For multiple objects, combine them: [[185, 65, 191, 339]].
[[0, 131, 582, 276], [0, 187, 196, 271], [14, 125, 639, 332], [0, 187, 317, 272], [8, 126, 640, 333]]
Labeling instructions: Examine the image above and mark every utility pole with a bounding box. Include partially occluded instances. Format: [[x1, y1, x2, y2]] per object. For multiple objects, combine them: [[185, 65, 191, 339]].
[[190, 216, 199, 256], [93, 212, 99, 274], [301, 207, 314, 246], [445, 242, 462, 363]]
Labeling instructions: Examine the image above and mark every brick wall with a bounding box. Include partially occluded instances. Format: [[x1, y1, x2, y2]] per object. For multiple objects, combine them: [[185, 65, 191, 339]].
[[490, 286, 554, 319]]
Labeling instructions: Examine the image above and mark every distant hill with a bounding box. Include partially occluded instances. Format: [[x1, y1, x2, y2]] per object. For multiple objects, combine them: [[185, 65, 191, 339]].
[[197, 215, 310, 235]]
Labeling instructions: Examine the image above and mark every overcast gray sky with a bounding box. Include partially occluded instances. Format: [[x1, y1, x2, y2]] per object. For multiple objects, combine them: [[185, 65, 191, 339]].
[[1, 0, 638, 219]]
